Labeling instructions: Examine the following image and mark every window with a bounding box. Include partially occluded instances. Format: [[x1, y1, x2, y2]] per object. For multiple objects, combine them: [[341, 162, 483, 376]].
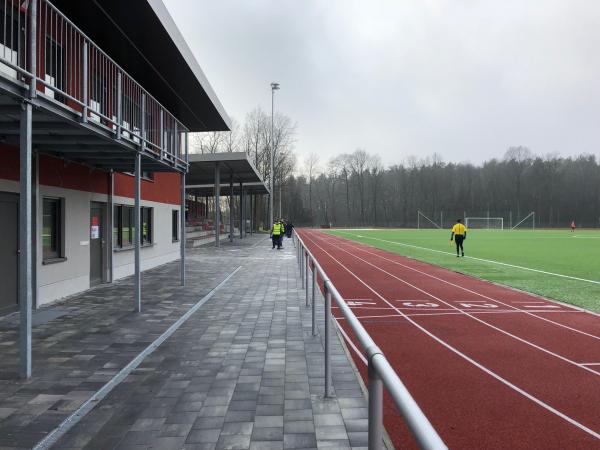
[[142, 207, 152, 245], [43, 198, 63, 260], [172, 210, 179, 242], [113, 205, 153, 249]]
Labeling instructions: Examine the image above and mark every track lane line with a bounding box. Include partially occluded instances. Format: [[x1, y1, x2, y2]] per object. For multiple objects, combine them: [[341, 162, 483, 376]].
[[300, 231, 600, 441], [315, 234, 599, 376], [328, 232, 600, 338]]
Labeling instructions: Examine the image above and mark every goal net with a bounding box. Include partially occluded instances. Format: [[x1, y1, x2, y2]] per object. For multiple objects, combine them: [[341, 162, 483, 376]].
[[465, 217, 504, 230], [417, 210, 441, 229], [511, 212, 535, 230]]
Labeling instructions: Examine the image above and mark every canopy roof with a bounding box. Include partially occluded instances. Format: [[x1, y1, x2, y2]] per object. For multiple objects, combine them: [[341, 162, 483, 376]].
[[52, 0, 230, 132], [186, 152, 269, 194]]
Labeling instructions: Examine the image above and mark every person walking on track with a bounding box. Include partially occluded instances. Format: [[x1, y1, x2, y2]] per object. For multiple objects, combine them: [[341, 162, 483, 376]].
[[450, 218, 467, 257]]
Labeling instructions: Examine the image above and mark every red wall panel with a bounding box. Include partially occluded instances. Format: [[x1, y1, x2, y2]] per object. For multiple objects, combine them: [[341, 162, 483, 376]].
[[0, 144, 19, 181], [0, 144, 181, 204], [39, 154, 109, 194], [114, 172, 181, 205]]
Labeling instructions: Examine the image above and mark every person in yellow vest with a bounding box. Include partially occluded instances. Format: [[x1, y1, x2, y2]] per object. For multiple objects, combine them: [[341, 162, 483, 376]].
[[271, 220, 285, 249], [450, 219, 467, 257]]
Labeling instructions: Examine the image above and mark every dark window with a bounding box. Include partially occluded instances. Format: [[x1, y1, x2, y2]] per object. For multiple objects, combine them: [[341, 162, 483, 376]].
[[113, 205, 152, 249], [113, 205, 121, 248], [172, 210, 179, 242], [43, 198, 62, 260], [142, 207, 152, 245]]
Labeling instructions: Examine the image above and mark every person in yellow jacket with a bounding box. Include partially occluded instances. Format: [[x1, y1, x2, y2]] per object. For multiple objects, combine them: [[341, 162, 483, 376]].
[[450, 219, 467, 257], [271, 220, 285, 249]]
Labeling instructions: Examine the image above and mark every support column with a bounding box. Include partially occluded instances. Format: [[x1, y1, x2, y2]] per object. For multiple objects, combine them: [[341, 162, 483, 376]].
[[214, 163, 220, 247], [229, 174, 234, 242], [19, 102, 33, 379], [180, 133, 188, 286], [32, 152, 38, 310], [134, 153, 141, 312], [239, 183, 244, 239], [107, 171, 114, 283], [249, 193, 253, 235], [180, 172, 186, 286]]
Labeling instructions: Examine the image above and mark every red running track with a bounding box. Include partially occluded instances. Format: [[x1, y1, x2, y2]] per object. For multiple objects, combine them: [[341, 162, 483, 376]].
[[298, 229, 600, 450]]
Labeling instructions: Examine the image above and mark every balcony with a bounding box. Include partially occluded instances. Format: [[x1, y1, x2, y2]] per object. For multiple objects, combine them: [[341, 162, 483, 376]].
[[0, 0, 188, 172]]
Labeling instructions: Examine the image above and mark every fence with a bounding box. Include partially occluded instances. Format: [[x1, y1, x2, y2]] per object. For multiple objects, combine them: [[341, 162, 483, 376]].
[[293, 231, 447, 450], [0, 0, 187, 167]]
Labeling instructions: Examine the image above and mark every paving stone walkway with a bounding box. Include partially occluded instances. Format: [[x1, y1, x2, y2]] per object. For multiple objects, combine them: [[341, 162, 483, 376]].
[[0, 235, 371, 450]]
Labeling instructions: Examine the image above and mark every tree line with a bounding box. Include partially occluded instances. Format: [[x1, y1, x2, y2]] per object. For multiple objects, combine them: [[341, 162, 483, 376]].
[[191, 115, 600, 229], [283, 146, 600, 229]]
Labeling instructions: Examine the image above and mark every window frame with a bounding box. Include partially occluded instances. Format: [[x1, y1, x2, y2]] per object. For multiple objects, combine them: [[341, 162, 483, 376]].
[[42, 197, 66, 263], [113, 204, 153, 250], [172, 210, 179, 242]]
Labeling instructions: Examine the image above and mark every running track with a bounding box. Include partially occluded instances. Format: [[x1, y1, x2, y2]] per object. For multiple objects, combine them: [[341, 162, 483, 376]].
[[298, 229, 600, 450]]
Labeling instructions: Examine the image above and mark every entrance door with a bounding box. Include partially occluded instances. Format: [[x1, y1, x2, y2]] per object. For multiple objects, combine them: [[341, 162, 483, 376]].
[[90, 203, 105, 286], [0, 193, 18, 312]]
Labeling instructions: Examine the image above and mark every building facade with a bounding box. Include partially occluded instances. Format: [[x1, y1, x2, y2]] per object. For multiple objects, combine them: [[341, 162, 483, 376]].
[[0, 0, 229, 338]]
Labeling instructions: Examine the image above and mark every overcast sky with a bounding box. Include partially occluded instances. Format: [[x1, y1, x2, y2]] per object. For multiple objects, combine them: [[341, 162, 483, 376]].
[[163, 0, 600, 166]]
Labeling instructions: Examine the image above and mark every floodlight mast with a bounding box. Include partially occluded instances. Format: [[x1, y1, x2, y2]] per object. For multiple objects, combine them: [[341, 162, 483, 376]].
[[270, 82, 280, 228]]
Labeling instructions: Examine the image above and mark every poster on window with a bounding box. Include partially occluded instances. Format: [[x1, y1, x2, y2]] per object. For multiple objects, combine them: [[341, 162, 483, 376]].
[[91, 216, 100, 239]]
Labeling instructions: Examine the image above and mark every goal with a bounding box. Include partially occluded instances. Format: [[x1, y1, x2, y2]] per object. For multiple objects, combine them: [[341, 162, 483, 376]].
[[511, 211, 535, 231], [465, 217, 504, 230]]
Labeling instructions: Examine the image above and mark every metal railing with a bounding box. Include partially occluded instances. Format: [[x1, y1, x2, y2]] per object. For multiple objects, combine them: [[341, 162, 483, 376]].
[[293, 231, 447, 450], [0, 0, 187, 168]]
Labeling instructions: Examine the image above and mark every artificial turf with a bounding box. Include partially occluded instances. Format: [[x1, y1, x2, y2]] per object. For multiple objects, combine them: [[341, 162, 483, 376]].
[[326, 228, 600, 312]]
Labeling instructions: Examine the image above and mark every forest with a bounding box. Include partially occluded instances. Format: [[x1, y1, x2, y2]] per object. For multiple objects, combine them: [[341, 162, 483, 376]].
[[191, 115, 600, 229], [283, 146, 600, 229]]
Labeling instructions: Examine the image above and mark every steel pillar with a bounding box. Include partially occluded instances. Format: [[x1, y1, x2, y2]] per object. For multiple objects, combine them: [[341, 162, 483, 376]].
[[239, 183, 244, 239], [368, 360, 384, 449], [134, 153, 141, 312], [229, 174, 234, 242], [19, 102, 33, 379], [324, 284, 332, 397], [180, 173, 186, 286], [107, 171, 114, 283], [214, 163, 220, 247], [249, 193, 253, 235]]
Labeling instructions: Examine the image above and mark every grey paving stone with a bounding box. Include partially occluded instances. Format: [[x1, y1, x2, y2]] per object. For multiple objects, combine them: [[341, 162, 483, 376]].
[[0, 236, 370, 450]]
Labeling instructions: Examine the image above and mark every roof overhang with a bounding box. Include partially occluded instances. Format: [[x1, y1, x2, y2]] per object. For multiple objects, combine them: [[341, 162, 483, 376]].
[[186, 152, 269, 194], [51, 0, 230, 132], [187, 182, 269, 197]]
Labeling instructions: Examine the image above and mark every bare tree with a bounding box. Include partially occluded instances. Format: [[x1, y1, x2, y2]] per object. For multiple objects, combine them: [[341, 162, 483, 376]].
[[304, 153, 320, 223], [504, 146, 533, 218]]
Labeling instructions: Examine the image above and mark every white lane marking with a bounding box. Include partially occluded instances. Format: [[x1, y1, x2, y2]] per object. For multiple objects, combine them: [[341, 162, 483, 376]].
[[581, 363, 600, 366], [402, 302, 440, 308], [347, 301, 377, 306], [336, 237, 600, 339], [33, 267, 243, 450], [325, 239, 599, 377], [302, 232, 600, 441], [335, 310, 586, 320], [335, 230, 600, 286]]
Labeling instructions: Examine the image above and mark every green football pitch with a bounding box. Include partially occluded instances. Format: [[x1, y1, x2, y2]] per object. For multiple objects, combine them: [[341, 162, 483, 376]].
[[325, 228, 600, 312]]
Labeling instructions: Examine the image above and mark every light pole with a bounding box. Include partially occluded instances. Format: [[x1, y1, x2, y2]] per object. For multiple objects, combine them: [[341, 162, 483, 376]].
[[270, 82, 279, 227]]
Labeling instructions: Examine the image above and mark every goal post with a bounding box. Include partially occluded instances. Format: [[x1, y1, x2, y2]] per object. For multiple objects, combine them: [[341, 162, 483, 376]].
[[465, 217, 504, 230], [417, 210, 441, 229], [511, 211, 535, 230]]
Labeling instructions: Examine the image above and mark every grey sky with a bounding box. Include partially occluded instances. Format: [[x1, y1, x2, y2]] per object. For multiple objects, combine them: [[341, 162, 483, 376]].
[[163, 0, 600, 166]]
